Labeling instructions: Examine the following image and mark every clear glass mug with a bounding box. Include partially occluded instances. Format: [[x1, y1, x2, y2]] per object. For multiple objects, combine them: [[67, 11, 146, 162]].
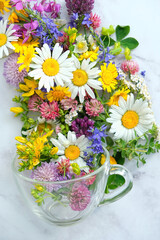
[[12, 149, 133, 226]]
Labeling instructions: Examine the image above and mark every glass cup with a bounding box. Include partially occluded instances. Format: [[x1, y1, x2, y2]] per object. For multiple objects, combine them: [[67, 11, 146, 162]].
[[12, 149, 133, 226]]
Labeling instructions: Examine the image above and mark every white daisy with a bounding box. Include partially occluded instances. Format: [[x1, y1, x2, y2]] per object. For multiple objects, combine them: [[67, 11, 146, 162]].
[[107, 94, 154, 142], [65, 56, 102, 103], [28, 43, 76, 92], [74, 35, 88, 54], [51, 131, 90, 172], [0, 20, 18, 58]]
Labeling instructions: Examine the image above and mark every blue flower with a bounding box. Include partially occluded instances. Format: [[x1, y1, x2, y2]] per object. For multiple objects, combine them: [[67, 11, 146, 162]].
[[69, 13, 79, 28], [82, 14, 92, 28], [141, 71, 146, 77]]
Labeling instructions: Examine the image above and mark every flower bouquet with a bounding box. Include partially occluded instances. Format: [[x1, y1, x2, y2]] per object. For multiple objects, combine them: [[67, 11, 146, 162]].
[[1, 0, 160, 224]]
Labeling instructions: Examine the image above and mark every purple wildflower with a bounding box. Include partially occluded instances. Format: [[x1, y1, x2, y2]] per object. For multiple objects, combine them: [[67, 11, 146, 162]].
[[82, 14, 92, 28], [87, 125, 107, 154], [12, 0, 34, 10], [141, 71, 146, 77], [99, 47, 115, 63], [69, 183, 91, 211], [35, 17, 63, 48], [71, 116, 94, 137], [3, 53, 27, 87], [31, 162, 58, 191], [23, 20, 39, 43], [69, 13, 79, 28], [65, 0, 94, 15]]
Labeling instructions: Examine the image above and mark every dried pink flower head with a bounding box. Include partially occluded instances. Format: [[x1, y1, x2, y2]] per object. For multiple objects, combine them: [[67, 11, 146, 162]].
[[69, 183, 91, 211], [85, 99, 104, 117], [65, 0, 94, 15], [61, 97, 78, 112], [28, 94, 43, 112], [90, 12, 101, 29], [121, 60, 139, 75], [39, 101, 59, 120]]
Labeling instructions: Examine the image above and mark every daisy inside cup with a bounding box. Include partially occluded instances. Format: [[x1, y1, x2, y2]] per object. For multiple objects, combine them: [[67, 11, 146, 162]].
[[107, 94, 154, 142], [28, 43, 76, 92], [51, 131, 90, 172]]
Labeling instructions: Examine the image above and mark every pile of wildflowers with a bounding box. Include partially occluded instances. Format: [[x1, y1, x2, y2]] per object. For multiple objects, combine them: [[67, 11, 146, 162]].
[[1, 0, 160, 211]]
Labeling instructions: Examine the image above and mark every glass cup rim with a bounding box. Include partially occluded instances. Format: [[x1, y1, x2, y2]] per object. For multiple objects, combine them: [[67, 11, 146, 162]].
[[12, 149, 110, 185]]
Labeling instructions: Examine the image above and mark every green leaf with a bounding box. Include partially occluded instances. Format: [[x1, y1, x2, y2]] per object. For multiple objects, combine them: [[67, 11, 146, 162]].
[[107, 174, 125, 190], [114, 151, 125, 165], [120, 37, 139, 50], [106, 136, 114, 147], [116, 25, 130, 41], [101, 35, 115, 47]]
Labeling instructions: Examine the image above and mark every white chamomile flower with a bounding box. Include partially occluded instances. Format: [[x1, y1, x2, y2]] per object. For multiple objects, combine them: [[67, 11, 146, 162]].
[[65, 56, 102, 103], [74, 35, 88, 54], [28, 43, 76, 92], [107, 94, 154, 142], [0, 20, 18, 58], [51, 131, 90, 172]]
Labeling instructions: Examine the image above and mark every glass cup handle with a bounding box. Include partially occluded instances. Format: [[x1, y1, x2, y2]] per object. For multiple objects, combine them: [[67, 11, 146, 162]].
[[99, 164, 133, 206]]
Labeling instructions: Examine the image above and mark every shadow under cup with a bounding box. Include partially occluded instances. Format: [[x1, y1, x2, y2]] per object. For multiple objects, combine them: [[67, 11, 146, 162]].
[[12, 149, 133, 226]]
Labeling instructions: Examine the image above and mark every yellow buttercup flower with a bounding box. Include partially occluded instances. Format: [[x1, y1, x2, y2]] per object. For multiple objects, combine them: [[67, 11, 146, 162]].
[[0, 0, 11, 14], [19, 78, 38, 97], [98, 62, 118, 92], [17, 46, 36, 72], [107, 88, 130, 106], [47, 86, 71, 102]]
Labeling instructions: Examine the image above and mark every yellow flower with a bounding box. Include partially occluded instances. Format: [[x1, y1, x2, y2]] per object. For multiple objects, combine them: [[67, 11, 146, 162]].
[[15, 136, 27, 143], [35, 184, 44, 192], [110, 156, 117, 164], [16, 144, 26, 152], [98, 62, 118, 92], [107, 88, 130, 106], [66, 26, 77, 43], [79, 47, 99, 62], [19, 78, 38, 97], [12, 38, 39, 54], [0, 0, 11, 14], [47, 86, 71, 102], [10, 107, 24, 116], [17, 46, 36, 72], [50, 147, 58, 155], [8, 12, 19, 23], [100, 154, 106, 165]]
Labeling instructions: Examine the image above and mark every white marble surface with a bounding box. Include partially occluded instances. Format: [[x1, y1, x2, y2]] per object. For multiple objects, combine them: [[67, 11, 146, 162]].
[[0, 0, 160, 239]]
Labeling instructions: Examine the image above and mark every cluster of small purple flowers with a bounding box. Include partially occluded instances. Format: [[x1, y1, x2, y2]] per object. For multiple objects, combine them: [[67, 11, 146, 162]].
[[88, 125, 107, 154]]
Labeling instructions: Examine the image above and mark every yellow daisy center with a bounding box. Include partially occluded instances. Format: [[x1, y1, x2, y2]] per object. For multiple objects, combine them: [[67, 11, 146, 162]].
[[121, 110, 139, 129], [72, 69, 88, 86], [0, 33, 7, 47], [42, 58, 59, 76], [65, 145, 80, 160], [0, 1, 4, 9]]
